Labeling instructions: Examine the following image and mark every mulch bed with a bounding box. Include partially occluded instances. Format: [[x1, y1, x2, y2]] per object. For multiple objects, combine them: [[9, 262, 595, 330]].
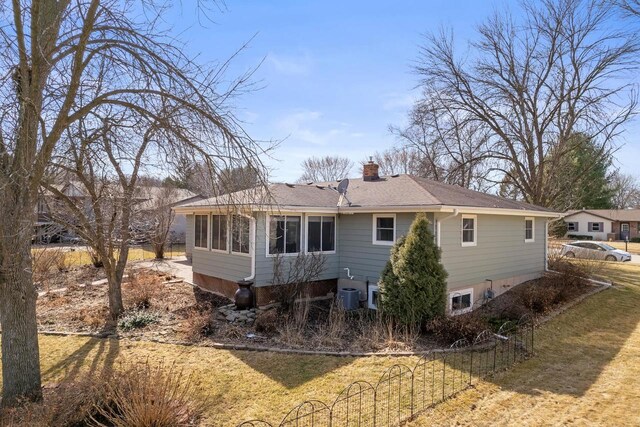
[[36, 268, 599, 353]]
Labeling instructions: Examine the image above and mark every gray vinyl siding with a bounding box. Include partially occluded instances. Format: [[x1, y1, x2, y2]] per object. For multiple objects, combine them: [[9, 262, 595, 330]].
[[191, 248, 251, 282], [254, 212, 340, 286], [185, 214, 194, 257], [438, 214, 546, 289], [186, 213, 251, 282], [337, 212, 434, 284]]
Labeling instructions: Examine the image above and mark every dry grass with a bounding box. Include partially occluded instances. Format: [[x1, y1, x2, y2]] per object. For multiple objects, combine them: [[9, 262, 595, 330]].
[[123, 273, 161, 309], [32, 245, 186, 268], [10, 262, 640, 425], [409, 261, 640, 426], [602, 240, 640, 254]]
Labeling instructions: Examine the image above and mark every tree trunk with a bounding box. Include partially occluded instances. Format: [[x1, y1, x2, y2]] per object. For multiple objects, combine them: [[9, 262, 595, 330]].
[[0, 209, 42, 406], [154, 243, 165, 260], [106, 267, 124, 321]]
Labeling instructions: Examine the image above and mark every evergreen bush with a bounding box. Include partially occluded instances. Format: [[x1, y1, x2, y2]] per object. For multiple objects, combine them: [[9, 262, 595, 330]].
[[378, 213, 448, 325]]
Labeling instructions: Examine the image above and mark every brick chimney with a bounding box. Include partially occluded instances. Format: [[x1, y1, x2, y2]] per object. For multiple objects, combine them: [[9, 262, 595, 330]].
[[363, 157, 380, 181]]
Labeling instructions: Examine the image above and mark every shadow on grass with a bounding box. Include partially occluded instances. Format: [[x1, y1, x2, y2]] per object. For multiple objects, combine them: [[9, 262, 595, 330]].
[[480, 264, 640, 397], [43, 337, 120, 383], [227, 350, 356, 389]]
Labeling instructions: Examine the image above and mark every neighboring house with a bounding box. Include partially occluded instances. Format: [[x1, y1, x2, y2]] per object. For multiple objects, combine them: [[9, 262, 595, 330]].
[[175, 161, 560, 312], [562, 209, 640, 241], [35, 183, 202, 244]]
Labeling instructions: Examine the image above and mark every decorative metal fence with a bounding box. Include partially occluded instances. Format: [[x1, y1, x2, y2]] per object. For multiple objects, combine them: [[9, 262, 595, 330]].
[[238, 315, 534, 427]]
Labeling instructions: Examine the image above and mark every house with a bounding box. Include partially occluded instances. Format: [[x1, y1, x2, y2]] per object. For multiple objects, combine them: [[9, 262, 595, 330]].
[[35, 182, 203, 244], [562, 209, 640, 241], [174, 161, 560, 312]]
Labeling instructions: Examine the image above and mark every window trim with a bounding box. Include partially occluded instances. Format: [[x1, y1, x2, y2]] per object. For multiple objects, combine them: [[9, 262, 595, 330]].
[[525, 217, 535, 243], [566, 222, 578, 232], [461, 214, 477, 247], [193, 214, 209, 251], [589, 222, 602, 232], [210, 214, 229, 253], [231, 214, 252, 257], [266, 214, 303, 257], [449, 288, 474, 314], [372, 214, 396, 246], [305, 214, 337, 255]]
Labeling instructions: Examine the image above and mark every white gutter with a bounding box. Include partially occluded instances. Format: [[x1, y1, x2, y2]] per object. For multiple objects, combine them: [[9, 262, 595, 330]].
[[244, 216, 257, 281], [174, 204, 561, 218], [436, 209, 459, 247]]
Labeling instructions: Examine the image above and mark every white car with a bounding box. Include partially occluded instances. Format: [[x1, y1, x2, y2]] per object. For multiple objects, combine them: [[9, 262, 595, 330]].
[[561, 241, 631, 262]]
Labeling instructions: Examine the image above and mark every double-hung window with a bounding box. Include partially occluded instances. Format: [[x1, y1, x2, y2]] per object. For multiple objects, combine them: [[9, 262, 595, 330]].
[[461, 215, 477, 246], [373, 214, 395, 245], [211, 215, 228, 251], [194, 214, 209, 249], [566, 222, 578, 232], [231, 215, 250, 254], [525, 217, 535, 243], [307, 215, 336, 253], [269, 215, 301, 255]]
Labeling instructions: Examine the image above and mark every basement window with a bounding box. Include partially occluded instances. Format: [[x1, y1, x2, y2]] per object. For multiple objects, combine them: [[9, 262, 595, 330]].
[[450, 288, 473, 314]]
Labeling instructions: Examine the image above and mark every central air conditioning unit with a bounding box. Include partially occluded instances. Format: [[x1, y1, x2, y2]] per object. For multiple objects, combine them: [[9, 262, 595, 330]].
[[367, 285, 379, 310], [338, 288, 360, 311]]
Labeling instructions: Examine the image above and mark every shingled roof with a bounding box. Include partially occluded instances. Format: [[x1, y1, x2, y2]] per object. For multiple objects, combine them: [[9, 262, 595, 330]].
[[564, 209, 640, 221], [180, 174, 555, 213]]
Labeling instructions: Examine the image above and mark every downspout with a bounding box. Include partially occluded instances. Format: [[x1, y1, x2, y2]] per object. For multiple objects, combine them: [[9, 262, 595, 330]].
[[545, 219, 549, 272], [244, 216, 257, 281], [437, 209, 459, 247]]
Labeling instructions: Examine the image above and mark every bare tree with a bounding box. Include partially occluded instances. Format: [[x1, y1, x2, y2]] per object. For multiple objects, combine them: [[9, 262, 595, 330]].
[[610, 171, 640, 208], [389, 100, 492, 190], [615, 0, 640, 15], [139, 184, 181, 260], [0, 1, 268, 405], [368, 147, 426, 176], [298, 156, 353, 183], [414, 0, 638, 206], [271, 253, 326, 312]]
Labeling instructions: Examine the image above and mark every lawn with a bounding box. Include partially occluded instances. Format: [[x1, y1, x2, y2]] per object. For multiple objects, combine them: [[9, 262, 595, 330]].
[[409, 261, 640, 426], [4, 262, 640, 425], [33, 244, 186, 267]]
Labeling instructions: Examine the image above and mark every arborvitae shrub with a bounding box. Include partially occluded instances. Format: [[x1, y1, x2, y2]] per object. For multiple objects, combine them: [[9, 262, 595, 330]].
[[378, 213, 448, 325]]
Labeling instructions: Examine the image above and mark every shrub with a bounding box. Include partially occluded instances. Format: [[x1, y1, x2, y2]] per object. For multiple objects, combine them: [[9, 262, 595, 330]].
[[96, 361, 207, 427], [426, 314, 489, 344], [567, 234, 593, 240], [0, 374, 106, 426], [630, 237, 640, 243], [549, 220, 568, 238], [518, 285, 559, 313], [180, 305, 213, 342], [314, 299, 347, 347], [124, 273, 160, 309], [379, 213, 448, 325], [118, 310, 158, 331], [32, 249, 68, 289], [254, 309, 280, 334]]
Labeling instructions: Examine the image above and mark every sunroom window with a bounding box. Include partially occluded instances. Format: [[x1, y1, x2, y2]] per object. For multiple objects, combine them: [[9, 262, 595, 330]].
[[211, 215, 227, 251], [269, 215, 301, 255], [231, 215, 250, 254], [307, 216, 336, 253], [194, 214, 208, 249]]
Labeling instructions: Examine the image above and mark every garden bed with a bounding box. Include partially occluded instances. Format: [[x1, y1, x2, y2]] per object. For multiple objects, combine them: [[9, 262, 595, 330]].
[[36, 261, 601, 354]]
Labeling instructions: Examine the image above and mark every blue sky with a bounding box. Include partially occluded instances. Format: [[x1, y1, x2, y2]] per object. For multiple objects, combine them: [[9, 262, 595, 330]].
[[165, 0, 640, 182]]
